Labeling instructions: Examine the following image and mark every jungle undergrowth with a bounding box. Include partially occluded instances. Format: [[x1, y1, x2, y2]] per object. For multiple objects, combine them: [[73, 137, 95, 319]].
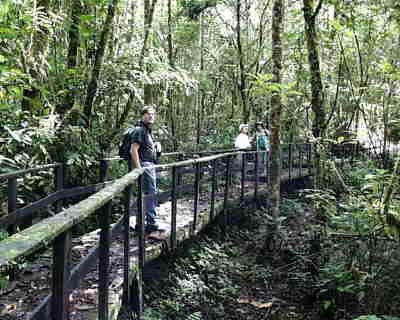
[[133, 194, 359, 320]]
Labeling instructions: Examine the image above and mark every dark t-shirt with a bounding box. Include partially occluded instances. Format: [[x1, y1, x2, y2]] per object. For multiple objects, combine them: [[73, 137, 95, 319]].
[[131, 121, 157, 162]]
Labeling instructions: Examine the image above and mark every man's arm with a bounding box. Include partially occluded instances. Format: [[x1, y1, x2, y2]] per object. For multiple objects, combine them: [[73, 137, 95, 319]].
[[130, 143, 141, 169]]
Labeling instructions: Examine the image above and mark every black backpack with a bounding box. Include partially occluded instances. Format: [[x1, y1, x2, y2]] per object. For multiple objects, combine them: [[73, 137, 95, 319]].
[[118, 127, 136, 160]]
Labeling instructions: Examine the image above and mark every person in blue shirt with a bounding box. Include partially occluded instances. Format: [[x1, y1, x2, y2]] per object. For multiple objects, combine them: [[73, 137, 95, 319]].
[[255, 122, 270, 173]]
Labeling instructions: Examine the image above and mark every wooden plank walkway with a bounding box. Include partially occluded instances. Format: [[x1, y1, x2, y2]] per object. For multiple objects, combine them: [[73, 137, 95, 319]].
[[0, 165, 310, 320]]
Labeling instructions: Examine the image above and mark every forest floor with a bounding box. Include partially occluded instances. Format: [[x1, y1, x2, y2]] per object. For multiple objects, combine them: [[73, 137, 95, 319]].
[[135, 189, 365, 320]]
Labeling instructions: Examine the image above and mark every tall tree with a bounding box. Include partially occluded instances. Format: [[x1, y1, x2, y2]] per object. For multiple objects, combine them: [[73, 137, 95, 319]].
[[196, 12, 205, 147], [56, 0, 81, 116], [270, 0, 284, 220], [83, 0, 119, 126], [235, 0, 249, 122], [303, 0, 324, 185], [142, 0, 158, 105], [167, 0, 178, 150], [104, 0, 158, 151], [303, 0, 324, 139]]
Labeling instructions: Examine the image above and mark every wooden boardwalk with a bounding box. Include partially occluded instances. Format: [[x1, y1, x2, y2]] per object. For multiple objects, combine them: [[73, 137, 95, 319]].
[[0, 147, 312, 320]]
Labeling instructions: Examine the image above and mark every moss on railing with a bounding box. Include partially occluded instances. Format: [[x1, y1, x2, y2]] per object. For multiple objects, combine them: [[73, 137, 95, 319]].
[[0, 151, 241, 268], [0, 168, 144, 268]]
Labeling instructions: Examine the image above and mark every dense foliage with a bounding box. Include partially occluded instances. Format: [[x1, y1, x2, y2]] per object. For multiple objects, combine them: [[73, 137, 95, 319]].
[[139, 193, 400, 319], [1, 0, 400, 318]]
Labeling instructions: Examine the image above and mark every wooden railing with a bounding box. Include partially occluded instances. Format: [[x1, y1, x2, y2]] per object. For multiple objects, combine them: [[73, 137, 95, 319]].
[[0, 145, 314, 320], [0, 151, 198, 236]]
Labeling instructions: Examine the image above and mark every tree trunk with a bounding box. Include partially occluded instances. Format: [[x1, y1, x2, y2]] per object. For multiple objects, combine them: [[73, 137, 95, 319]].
[[235, 0, 248, 123], [270, 0, 284, 221], [303, 0, 324, 139], [142, 0, 158, 105], [196, 12, 205, 147], [167, 0, 178, 151], [303, 0, 324, 186], [56, 0, 81, 116], [105, 0, 158, 152], [83, 0, 119, 126]]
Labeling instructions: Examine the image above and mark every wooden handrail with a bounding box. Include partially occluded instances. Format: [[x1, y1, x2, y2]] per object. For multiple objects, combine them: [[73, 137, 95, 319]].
[[101, 149, 241, 162], [0, 151, 243, 268], [0, 144, 315, 180], [0, 163, 63, 180], [0, 168, 143, 268]]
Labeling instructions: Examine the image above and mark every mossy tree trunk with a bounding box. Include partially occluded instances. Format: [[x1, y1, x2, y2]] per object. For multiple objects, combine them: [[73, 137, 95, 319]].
[[142, 0, 158, 105], [303, 0, 324, 139], [235, 0, 249, 123], [167, 0, 178, 151], [196, 12, 205, 147], [56, 0, 81, 116], [270, 0, 284, 222], [303, 0, 324, 185]]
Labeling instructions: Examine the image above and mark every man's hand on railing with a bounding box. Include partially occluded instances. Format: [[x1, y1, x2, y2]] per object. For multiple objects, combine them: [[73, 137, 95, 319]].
[[155, 142, 162, 153]]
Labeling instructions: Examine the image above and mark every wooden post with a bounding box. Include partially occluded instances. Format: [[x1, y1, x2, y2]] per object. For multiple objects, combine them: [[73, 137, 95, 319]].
[[351, 143, 358, 166], [265, 150, 269, 186], [254, 151, 259, 202], [51, 231, 71, 320], [192, 162, 201, 234], [223, 157, 231, 231], [296, 144, 300, 178], [313, 144, 317, 186], [122, 184, 132, 305], [356, 142, 360, 159], [171, 166, 177, 250], [177, 154, 184, 186], [288, 143, 292, 181], [54, 165, 64, 213], [99, 159, 109, 183], [210, 159, 217, 221], [136, 175, 145, 317], [307, 143, 312, 175], [7, 177, 17, 234], [240, 153, 245, 203], [299, 145, 303, 177], [98, 201, 111, 320]]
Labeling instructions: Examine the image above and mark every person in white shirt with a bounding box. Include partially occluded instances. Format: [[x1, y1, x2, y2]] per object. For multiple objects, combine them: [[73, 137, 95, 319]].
[[234, 124, 252, 183], [234, 124, 251, 149]]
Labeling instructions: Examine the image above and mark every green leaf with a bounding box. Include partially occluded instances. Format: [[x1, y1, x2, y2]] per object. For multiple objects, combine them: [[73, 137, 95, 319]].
[[80, 14, 95, 23], [0, 27, 18, 39], [330, 19, 344, 31], [323, 299, 332, 310], [0, 54, 7, 64]]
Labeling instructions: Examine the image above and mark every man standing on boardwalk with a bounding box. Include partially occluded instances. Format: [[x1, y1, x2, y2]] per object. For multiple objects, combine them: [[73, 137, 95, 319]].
[[130, 105, 162, 233]]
